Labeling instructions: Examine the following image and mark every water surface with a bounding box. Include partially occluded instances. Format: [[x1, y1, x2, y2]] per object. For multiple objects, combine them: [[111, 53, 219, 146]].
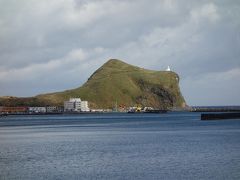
[[0, 112, 240, 179]]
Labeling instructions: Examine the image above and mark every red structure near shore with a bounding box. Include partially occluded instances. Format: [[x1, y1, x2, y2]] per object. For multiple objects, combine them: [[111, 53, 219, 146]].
[[0, 106, 28, 114]]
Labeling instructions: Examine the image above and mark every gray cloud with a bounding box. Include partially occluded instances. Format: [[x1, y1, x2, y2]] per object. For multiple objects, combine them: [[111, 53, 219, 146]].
[[0, 0, 239, 105]]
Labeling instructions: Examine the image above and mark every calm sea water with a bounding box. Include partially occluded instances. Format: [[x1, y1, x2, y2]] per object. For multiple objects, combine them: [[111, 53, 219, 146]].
[[0, 112, 240, 180]]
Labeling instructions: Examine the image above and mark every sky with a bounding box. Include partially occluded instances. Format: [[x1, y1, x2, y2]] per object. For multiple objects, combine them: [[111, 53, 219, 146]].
[[0, 0, 240, 106]]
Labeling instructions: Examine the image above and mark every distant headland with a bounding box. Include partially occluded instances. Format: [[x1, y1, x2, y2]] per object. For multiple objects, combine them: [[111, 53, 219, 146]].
[[0, 59, 186, 110]]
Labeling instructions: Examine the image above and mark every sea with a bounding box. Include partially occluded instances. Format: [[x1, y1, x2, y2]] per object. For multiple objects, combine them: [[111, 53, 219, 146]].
[[0, 112, 240, 180]]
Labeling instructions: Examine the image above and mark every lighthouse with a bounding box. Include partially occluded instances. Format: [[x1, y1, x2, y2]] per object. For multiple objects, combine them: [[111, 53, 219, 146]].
[[166, 66, 171, 71]]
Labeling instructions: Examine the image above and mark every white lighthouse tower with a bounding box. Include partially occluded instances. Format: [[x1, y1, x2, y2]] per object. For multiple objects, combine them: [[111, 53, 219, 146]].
[[166, 66, 171, 71]]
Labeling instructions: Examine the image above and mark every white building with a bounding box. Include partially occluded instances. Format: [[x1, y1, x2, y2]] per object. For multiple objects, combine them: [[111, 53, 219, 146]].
[[64, 101, 75, 111], [29, 107, 46, 113], [64, 98, 89, 112], [46, 106, 57, 113], [81, 101, 90, 112], [46, 106, 63, 113]]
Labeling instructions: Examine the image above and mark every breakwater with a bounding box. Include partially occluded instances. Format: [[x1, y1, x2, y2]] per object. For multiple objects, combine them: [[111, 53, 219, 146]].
[[191, 106, 240, 112], [201, 113, 240, 120]]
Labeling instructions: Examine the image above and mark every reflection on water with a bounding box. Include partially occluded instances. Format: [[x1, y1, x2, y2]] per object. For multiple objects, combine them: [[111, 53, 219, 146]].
[[0, 112, 240, 179]]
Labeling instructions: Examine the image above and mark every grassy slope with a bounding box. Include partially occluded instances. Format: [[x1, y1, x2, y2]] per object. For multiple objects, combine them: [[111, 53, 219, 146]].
[[0, 59, 186, 109]]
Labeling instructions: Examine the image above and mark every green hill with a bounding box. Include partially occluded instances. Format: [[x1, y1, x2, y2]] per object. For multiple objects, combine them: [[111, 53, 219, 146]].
[[0, 59, 186, 109]]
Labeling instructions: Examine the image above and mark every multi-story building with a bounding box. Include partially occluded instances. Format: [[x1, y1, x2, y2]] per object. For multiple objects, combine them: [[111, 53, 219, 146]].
[[46, 106, 63, 113], [64, 98, 90, 112], [28, 107, 46, 113], [46, 106, 57, 113], [64, 101, 75, 111], [64, 98, 81, 112], [81, 101, 90, 112]]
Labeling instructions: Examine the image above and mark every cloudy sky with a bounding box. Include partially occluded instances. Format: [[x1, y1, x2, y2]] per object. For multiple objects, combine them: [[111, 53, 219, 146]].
[[0, 0, 239, 106]]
